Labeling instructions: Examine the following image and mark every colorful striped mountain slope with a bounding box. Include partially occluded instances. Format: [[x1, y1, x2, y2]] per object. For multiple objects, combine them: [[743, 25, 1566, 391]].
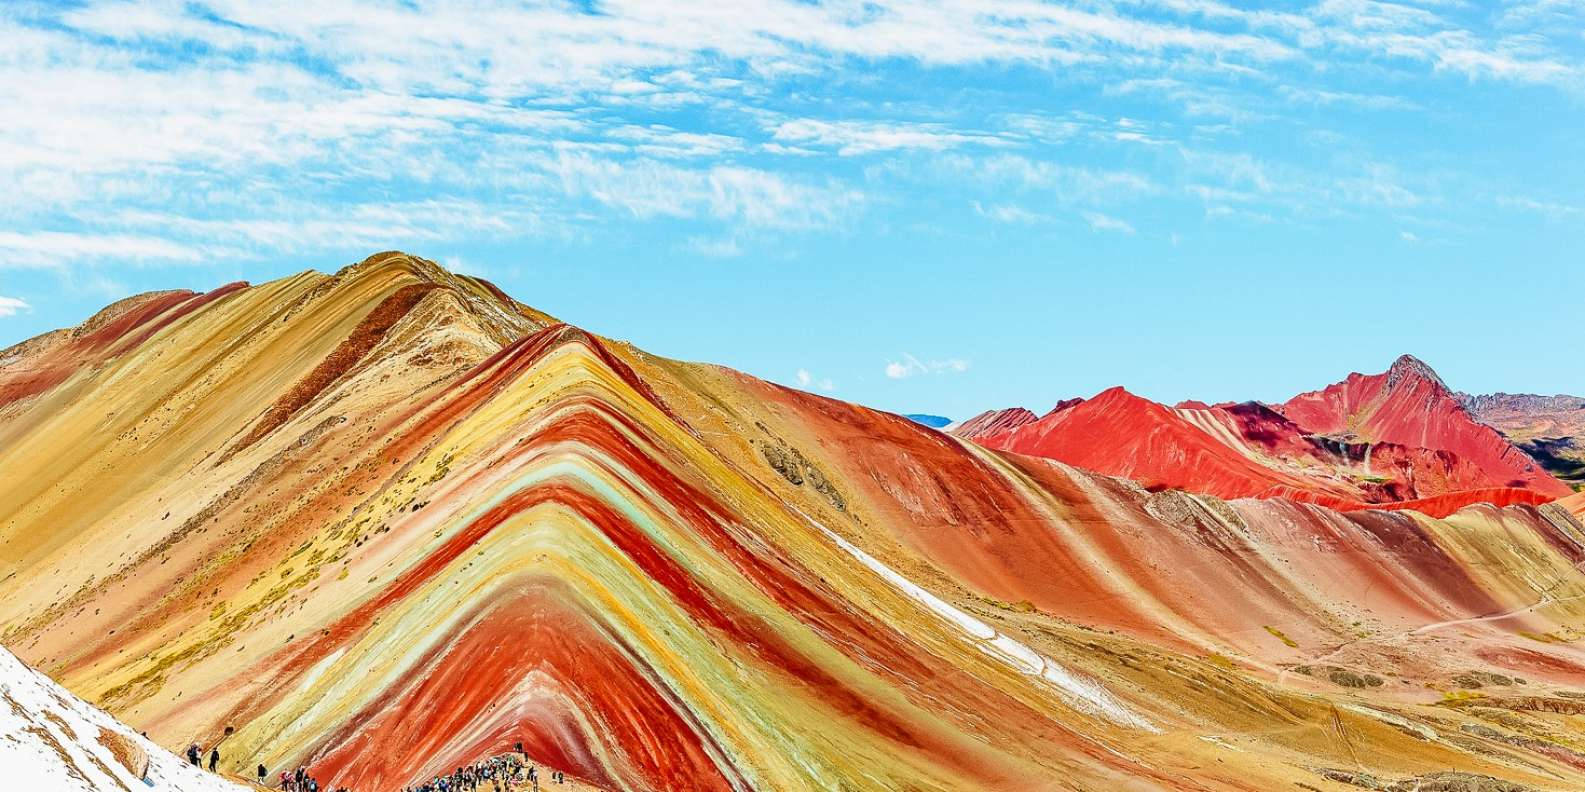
[[3, 253, 1585, 791]]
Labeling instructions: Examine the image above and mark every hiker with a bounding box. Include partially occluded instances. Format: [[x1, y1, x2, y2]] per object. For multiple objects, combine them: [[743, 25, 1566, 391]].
[[209, 746, 220, 772], [258, 764, 268, 784], [187, 744, 200, 766]]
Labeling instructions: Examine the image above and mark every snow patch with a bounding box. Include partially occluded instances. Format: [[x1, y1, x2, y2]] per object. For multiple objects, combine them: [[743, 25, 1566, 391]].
[[804, 513, 1157, 732], [0, 647, 248, 792]]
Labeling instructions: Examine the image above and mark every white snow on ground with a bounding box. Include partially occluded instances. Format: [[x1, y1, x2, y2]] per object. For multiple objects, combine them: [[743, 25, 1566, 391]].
[[0, 646, 248, 791], [796, 509, 1157, 732]]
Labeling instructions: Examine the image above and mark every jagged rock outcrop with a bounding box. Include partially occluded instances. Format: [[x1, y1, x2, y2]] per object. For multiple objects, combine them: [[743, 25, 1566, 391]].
[[1458, 391, 1585, 485]]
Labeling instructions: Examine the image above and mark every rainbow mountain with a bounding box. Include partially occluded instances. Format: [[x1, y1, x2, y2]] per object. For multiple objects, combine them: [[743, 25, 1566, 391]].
[[4, 252, 1585, 791]]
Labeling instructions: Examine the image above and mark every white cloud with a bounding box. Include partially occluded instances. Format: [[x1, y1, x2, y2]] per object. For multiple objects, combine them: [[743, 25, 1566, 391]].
[[1204, 205, 1273, 223], [608, 125, 746, 158], [794, 368, 835, 392], [973, 202, 1047, 224], [1334, 164, 1421, 208], [1178, 150, 1442, 220], [1081, 211, 1137, 234], [552, 152, 862, 230], [442, 256, 492, 277], [997, 113, 1086, 144], [1498, 0, 1585, 28], [63, 273, 131, 301], [1497, 195, 1583, 220], [0, 296, 32, 317], [60, 0, 288, 52], [1429, 41, 1575, 84], [685, 236, 743, 258], [1179, 150, 1276, 195], [1278, 85, 1419, 110], [885, 353, 970, 379], [771, 119, 1009, 156], [184, 0, 1300, 96], [0, 0, 1580, 287], [104, 200, 547, 253], [759, 142, 819, 157], [1399, 230, 1419, 242], [941, 154, 1158, 205], [0, 230, 215, 268]]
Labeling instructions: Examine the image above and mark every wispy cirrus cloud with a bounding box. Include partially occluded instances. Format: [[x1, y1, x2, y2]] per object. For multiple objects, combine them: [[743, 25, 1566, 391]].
[[955, 154, 1158, 198], [885, 354, 970, 380], [684, 236, 744, 258], [551, 152, 863, 230], [0, 231, 216, 269], [770, 119, 1010, 156], [1497, 195, 1584, 220], [973, 202, 1048, 224], [0, 0, 1580, 302], [1082, 211, 1137, 234]]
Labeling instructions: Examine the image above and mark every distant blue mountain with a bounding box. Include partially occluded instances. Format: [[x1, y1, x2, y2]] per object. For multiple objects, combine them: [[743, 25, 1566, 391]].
[[904, 413, 952, 428]]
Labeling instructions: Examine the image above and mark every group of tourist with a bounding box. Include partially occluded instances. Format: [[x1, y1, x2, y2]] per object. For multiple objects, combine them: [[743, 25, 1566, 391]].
[[183, 735, 571, 791], [185, 743, 221, 773], [275, 764, 345, 792], [403, 749, 570, 792]]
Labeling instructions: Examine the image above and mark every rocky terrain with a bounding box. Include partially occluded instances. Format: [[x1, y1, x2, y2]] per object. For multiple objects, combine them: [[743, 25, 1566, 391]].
[[1459, 392, 1585, 487]]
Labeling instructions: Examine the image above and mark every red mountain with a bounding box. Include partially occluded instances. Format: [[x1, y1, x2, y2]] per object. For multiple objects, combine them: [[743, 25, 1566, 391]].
[[975, 387, 1350, 503], [1278, 355, 1570, 498], [955, 356, 1570, 517], [951, 406, 1037, 439]]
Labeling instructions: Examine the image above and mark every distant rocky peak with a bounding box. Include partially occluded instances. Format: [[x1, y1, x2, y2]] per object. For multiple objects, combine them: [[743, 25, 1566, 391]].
[[1459, 391, 1585, 414], [1385, 354, 1449, 393], [950, 406, 1038, 439]]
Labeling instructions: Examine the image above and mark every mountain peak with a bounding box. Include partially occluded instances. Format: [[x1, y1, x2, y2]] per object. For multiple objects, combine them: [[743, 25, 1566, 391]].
[[1092, 385, 1140, 401], [334, 250, 458, 285], [1088, 385, 1164, 412], [950, 406, 1038, 439], [1385, 354, 1448, 392]]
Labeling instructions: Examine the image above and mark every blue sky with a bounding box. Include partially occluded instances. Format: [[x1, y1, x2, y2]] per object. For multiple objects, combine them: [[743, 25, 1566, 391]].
[[1, 0, 1582, 419]]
